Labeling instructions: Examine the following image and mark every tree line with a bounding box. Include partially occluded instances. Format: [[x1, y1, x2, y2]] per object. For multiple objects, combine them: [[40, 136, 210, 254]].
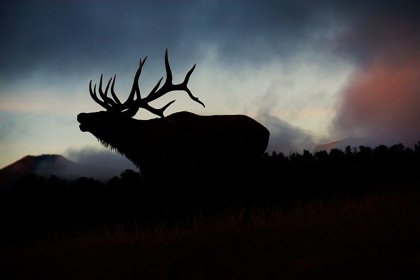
[[261, 141, 420, 205], [1, 141, 419, 244]]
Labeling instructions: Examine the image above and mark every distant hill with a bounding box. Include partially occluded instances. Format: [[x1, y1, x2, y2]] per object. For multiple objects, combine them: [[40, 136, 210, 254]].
[[0, 154, 124, 191], [313, 137, 381, 152]]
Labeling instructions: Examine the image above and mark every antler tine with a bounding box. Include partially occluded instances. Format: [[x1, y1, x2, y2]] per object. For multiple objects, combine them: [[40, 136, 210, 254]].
[[142, 100, 176, 118], [140, 49, 205, 117], [182, 64, 205, 107], [118, 56, 147, 113], [164, 49, 173, 85], [88, 50, 203, 118], [90, 80, 111, 110], [98, 75, 118, 108], [110, 75, 121, 105], [145, 49, 173, 101], [127, 57, 147, 102], [114, 56, 148, 118], [137, 57, 147, 99]]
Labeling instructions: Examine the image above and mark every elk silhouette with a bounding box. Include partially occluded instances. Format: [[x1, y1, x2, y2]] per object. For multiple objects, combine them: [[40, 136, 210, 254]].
[[77, 50, 270, 224]]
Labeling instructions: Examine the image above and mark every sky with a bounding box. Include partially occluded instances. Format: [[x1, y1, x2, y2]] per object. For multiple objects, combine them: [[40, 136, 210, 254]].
[[1, 0, 420, 170]]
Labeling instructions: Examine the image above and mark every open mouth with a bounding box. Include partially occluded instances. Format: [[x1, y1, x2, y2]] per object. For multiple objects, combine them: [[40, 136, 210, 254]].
[[77, 113, 87, 131]]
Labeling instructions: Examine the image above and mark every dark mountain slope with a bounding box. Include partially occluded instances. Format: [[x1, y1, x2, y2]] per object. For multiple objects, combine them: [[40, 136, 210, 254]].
[[0, 154, 122, 191]]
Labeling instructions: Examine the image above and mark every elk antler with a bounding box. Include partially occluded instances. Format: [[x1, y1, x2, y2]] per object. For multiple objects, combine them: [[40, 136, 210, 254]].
[[89, 50, 205, 118]]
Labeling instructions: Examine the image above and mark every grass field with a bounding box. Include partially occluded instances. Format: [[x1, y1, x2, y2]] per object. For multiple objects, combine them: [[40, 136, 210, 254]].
[[2, 185, 420, 279]]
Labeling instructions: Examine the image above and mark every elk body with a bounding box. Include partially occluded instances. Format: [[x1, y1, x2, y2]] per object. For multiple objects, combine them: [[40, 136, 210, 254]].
[[77, 50, 269, 224], [78, 111, 269, 176]]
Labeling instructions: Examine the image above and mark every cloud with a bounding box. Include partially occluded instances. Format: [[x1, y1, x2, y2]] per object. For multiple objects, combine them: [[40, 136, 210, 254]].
[[331, 55, 420, 146], [3, 0, 419, 89], [329, 0, 420, 147], [0, 0, 342, 85], [258, 113, 316, 154], [254, 78, 317, 153], [0, 102, 50, 113], [330, 0, 420, 65], [0, 112, 20, 143], [2, 0, 420, 156]]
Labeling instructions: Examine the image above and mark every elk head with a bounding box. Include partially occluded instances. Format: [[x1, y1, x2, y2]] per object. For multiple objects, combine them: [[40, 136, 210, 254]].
[[77, 50, 207, 166]]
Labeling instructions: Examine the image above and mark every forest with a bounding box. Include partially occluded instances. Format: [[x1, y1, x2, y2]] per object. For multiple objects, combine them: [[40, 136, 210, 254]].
[[2, 142, 420, 279], [1, 141, 419, 244]]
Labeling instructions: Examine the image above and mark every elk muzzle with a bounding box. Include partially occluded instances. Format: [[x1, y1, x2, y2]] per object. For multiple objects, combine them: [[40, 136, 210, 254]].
[[77, 113, 88, 132]]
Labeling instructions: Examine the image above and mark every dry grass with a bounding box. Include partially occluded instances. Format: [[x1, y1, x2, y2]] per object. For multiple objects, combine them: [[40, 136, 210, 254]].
[[3, 187, 420, 279]]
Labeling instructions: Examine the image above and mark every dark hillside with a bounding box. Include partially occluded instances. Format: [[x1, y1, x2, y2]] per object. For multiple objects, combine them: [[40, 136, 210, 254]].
[[0, 154, 121, 192], [0, 141, 419, 244], [1, 141, 420, 278]]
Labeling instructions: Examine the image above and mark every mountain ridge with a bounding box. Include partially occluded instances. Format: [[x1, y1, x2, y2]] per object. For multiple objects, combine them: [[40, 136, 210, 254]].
[[313, 137, 382, 153], [0, 154, 127, 192]]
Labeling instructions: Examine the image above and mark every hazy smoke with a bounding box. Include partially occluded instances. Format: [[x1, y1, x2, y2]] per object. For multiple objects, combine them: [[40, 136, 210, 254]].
[[255, 77, 317, 154], [257, 114, 316, 154], [65, 147, 136, 172], [330, 8, 420, 147], [332, 57, 420, 146]]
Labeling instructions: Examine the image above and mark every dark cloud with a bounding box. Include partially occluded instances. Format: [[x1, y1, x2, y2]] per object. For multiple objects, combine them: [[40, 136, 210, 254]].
[[2, 0, 419, 80], [0, 0, 337, 85], [330, 0, 420, 65]]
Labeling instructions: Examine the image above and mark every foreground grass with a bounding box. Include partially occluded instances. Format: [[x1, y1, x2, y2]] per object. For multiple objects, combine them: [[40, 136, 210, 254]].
[[3, 187, 420, 280]]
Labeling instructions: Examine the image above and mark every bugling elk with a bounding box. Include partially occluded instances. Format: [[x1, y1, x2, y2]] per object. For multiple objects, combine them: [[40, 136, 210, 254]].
[[77, 50, 270, 224]]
